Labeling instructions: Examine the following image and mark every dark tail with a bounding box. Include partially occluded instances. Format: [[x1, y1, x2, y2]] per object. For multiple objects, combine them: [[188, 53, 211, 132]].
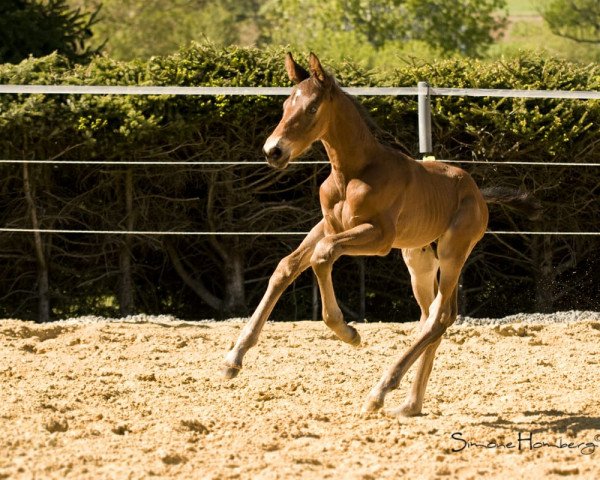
[[481, 187, 542, 221]]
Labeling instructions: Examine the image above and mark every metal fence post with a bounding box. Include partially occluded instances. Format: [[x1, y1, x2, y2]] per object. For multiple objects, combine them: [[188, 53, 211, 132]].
[[358, 257, 365, 321], [418, 81, 432, 155], [312, 275, 319, 321]]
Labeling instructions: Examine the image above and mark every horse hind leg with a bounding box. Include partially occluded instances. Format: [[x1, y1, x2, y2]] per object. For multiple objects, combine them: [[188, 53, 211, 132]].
[[392, 282, 459, 417], [402, 245, 439, 323], [392, 245, 441, 417], [390, 196, 484, 416], [363, 226, 476, 415]]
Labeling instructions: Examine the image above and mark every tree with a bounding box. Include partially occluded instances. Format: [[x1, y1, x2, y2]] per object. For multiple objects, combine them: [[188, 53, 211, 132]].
[[73, 0, 262, 60], [406, 0, 508, 57], [71, 0, 506, 62], [539, 0, 600, 44], [0, 0, 101, 64], [259, 0, 507, 60]]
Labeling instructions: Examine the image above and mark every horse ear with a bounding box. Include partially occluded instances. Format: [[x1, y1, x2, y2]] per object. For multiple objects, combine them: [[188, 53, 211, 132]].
[[285, 52, 309, 84], [308, 52, 330, 85]]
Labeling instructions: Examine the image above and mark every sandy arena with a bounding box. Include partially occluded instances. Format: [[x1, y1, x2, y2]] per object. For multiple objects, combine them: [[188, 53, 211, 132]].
[[1, 313, 599, 479]]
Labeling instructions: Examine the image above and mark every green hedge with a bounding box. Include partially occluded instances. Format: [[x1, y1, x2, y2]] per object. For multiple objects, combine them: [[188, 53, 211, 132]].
[[0, 44, 598, 321]]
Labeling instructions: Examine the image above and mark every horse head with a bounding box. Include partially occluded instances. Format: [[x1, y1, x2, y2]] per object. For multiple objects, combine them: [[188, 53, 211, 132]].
[[263, 52, 334, 169]]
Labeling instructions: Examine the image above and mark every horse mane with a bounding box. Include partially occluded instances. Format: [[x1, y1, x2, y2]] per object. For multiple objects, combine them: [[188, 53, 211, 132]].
[[338, 85, 412, 156]]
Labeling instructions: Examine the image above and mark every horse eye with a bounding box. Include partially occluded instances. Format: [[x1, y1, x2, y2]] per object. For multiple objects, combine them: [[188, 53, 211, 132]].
[[308, 104, 318, 114]]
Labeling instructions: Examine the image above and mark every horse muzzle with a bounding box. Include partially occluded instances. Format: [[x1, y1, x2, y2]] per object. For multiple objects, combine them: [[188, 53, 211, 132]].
[[263, 138, 291, 169]]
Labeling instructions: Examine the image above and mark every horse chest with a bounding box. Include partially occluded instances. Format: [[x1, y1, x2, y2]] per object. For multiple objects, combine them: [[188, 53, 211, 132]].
[[322, 201, 346, 233], [321, 188, 367, 234]]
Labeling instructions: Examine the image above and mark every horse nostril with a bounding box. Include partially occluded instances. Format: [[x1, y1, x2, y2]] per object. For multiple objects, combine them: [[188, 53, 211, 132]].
[[267, 146, 283, 160]]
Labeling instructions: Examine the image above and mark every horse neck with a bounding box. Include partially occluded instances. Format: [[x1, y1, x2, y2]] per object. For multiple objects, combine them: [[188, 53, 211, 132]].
[[320, 91, 378, 177]]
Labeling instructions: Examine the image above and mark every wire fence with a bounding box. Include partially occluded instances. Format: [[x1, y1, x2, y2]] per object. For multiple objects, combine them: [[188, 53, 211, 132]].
[[1, 83, 599, 237], [1, 159, 600, 167], [1, 228, 599, 236], [2, 84, 600, 99]]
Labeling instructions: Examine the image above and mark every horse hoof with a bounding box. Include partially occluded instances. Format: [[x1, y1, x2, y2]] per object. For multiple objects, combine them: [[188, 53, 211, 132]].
[[347, 327, 361, 347], [385, 403, 422, 418], [361, 397, 383, 415], [222, 364, 241, 380]]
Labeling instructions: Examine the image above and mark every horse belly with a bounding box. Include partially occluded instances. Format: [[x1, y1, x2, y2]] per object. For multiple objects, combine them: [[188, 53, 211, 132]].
[[391, 214, 449, 249]]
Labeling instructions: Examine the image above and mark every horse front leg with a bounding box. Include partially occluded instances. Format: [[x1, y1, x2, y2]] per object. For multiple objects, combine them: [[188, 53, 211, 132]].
[[310, 223, 393, 346], [222, 221, 325, 379]]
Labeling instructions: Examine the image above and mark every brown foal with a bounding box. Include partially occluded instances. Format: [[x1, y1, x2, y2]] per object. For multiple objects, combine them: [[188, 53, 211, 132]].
[[222, 53, 530, 417]]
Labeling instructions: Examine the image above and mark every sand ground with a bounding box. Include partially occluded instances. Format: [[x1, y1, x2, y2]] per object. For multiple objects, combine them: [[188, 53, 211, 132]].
[[1, 316, 599, 479]]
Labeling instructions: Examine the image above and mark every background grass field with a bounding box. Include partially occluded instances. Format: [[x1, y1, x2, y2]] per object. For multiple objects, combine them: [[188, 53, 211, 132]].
[[506, 0, 537, 15], [496, 0, 598, 63]]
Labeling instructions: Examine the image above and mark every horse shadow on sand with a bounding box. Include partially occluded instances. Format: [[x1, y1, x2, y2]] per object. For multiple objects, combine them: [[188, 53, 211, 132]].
[[476, 409, 600, 436]]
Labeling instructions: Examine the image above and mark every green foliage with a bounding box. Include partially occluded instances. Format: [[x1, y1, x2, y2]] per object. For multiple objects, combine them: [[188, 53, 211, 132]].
[[381, 55, 600, 160], [73, 0, 262, 60], [0, 0, 101, 64], [492, 0, 600, 64], [259, 0, 507, 64], [0, 45, 598, 320], [70, 0, 507, 65], [404, 0, 508, 57], [505, 0, 535, 14], [60, 0, 600, 66], [539, 0, 600, 44]]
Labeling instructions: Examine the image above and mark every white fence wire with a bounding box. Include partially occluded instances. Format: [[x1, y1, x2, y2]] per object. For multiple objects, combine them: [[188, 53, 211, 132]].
[[1, 159, 600, 167], [2, 84, 600, 99], [1, 84, 598, 237], [1, 228, 599, 236]]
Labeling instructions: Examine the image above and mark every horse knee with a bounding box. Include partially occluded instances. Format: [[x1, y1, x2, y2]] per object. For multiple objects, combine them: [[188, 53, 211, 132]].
[[421, 317, 447, 341], [322, 305, 344, 328], [310, 238, 336, 272], [403, 245, 438, 271], [270, 255, 300, 287]]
